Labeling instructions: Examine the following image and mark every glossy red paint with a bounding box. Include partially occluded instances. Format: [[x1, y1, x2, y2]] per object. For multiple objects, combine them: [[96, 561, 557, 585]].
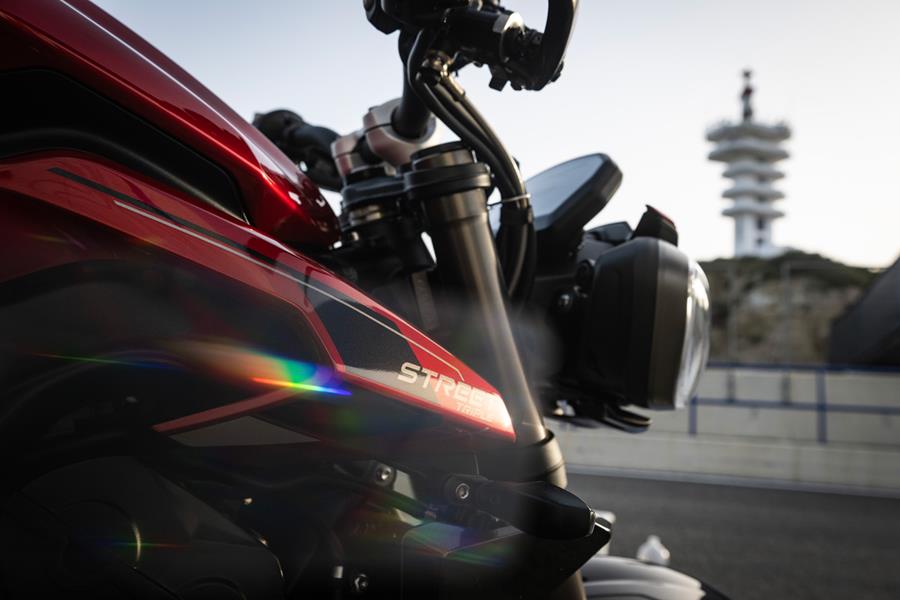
[[0, 0, 339, 247], [0, 151, 516, 442]]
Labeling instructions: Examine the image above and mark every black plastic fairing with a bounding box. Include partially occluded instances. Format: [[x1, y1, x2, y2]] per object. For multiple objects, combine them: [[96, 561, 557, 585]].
[[0, 69, 245, 220]]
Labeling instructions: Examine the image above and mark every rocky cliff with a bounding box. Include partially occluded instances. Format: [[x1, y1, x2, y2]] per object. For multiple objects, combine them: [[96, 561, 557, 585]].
[[699, 251, 877, 364]]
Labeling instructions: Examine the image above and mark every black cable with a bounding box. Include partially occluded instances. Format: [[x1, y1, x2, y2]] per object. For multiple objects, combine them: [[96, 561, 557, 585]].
[[406, 34, 514, 195], [406, 31, 524, 198], [433, 85, 529, 298], [431, 83, 532, 297], [166, 452, 430, 519], [405, 29, 536, 300], [515, 216, 537, 303], [427, 82, 516, 197], [438, 79, 525, 197], [422, 81, 527, 295]]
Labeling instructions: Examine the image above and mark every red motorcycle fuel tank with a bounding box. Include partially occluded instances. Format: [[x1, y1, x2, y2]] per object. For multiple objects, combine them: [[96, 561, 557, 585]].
[[0, 1, 516, 454], [0, 0, 338, 246]]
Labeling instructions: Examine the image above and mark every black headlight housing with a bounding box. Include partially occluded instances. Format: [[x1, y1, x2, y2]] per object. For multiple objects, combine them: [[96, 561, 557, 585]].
[[562, 225, 710, 410], [521, 156, 710, 424]]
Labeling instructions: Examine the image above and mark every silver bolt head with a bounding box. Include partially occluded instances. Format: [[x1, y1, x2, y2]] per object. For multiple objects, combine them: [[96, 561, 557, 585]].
[[557, 293, 574, 311], [455, 482, 471, 501], [375, 465, 393, 482], [352, 573, 369, 593]]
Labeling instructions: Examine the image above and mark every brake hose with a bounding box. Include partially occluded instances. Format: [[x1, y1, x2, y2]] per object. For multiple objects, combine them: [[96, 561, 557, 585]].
[[438, 77, 525, 195], [433, 82, 534, 301], [430, 83, 532, 297], [406, 34, 511, 192], [405, 30, 535, 299]]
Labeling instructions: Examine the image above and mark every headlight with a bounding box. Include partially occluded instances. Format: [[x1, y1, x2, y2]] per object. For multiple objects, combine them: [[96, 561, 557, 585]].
[[521, 153, 712, 419], [674, 260, 711, 407], [548, 234, 712, 411]]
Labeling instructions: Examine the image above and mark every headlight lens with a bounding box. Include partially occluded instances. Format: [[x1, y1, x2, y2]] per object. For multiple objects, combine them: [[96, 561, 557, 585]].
[[674, 260, 711, 407]]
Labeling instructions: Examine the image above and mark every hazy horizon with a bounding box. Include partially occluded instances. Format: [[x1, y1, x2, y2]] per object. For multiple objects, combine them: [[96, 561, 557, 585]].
[[94, 0, 900, 268]]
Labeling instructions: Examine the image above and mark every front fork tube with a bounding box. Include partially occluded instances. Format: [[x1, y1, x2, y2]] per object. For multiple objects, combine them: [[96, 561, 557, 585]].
[[406, 142, 546, 447]]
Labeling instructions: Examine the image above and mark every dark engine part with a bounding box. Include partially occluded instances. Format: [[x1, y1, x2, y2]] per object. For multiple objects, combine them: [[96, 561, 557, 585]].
[[402, 520, 608, 599], [0, 454, 608, 599], [0, 457, 284, 599]]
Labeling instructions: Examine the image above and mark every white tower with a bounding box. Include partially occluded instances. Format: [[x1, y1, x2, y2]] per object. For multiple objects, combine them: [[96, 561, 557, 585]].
[[707, 71, 790, 258]]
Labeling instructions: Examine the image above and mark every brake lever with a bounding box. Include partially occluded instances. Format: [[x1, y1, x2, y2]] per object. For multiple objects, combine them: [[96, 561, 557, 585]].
[[533, 0, 578, 89], [492, 0, 578, 91], [369, 1, 579, 92]]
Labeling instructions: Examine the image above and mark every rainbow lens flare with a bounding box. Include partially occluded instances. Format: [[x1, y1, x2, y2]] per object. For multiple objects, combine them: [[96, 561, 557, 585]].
[[251, 377, 350, 396], [173, 340, 350, 397]]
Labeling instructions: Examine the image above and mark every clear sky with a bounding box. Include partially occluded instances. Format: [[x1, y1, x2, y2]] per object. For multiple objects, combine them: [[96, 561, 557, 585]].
[[94, 0, 900, 267]]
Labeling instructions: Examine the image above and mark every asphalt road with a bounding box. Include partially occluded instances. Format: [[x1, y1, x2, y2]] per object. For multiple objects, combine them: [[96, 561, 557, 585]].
[[567, 473, 900, 600]]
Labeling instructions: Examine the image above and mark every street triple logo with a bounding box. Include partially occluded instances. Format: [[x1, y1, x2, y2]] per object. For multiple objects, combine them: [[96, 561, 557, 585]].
[[396, 361, 504, 422]]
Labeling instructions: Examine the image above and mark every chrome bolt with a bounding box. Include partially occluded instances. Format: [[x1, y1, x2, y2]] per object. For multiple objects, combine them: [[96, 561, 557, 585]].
[[352, 573, 369, 594], [374, 464, 393, 483], [455, 482, 471, 501]]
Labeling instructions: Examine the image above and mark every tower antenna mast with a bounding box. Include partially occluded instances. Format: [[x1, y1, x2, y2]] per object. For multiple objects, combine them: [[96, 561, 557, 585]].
[[707, 70, 791, 258]]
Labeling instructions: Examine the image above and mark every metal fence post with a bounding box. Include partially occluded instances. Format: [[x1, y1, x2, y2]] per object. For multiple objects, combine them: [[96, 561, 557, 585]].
[[815, 369, 828, 444], [780, 262, 792, 366], [688, 395, 698, 436], [726, 367, 736, 403]]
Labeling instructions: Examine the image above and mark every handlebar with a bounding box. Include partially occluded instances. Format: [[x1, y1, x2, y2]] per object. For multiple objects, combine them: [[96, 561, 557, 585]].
[[392, 75, 431, 139], [391, 31, 432, 142], [369, 1, 578, 92]]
